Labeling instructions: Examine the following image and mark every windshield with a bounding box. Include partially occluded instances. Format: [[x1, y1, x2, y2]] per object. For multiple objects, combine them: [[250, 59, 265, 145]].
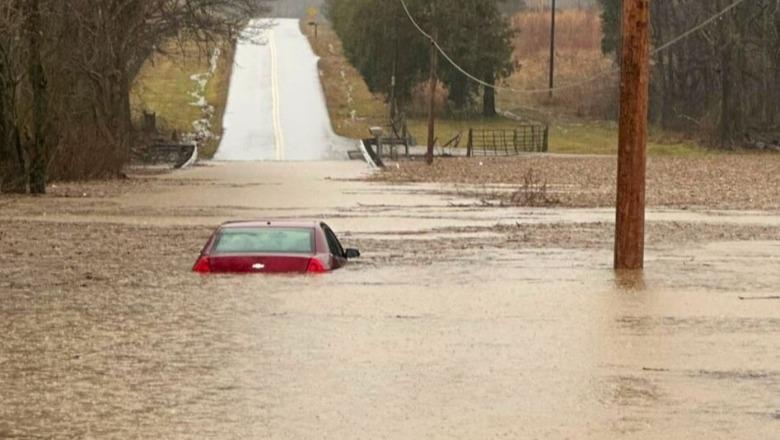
[[213, 227, 314, 254]]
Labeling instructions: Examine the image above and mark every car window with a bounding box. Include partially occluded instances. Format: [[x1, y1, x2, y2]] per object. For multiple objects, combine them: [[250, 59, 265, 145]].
[[321, 224, 345, 257], [213, 228, 314, 254]]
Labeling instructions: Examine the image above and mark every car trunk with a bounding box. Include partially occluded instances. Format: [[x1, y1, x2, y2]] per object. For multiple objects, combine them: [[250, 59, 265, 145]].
[[208, 254, 312, 274]]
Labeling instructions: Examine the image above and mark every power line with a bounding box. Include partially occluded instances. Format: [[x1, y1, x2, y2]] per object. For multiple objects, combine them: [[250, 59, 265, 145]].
[[651, 0, 749, 54], [399, 0, 500, 90], [398, 0, 751, 96]]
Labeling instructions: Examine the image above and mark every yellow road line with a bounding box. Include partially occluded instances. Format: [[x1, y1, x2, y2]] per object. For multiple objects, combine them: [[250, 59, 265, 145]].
[[269, 29, 285, 160]]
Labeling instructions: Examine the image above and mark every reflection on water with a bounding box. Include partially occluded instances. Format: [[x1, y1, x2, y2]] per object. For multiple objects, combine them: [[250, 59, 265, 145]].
[[614, 270, 647, 291]]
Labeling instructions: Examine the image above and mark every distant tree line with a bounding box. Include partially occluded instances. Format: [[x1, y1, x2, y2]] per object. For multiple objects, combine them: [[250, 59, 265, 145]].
[[324, 0, 516, 117], [525, 0, 595, 10], [599, 0, 780, 144], [0, 0, 269, 194], [272, 0, 325, 18]]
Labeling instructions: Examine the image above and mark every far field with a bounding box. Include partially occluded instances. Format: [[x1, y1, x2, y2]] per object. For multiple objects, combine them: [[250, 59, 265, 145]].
[[131, 14, 708, 158], [301, 19, 705, 157]]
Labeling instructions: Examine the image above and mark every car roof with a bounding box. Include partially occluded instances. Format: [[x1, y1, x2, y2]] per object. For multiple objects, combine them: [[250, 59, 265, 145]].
[[219, 220, 323, 229]]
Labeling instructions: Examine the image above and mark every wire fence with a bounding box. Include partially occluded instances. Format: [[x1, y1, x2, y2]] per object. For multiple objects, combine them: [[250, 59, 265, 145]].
[[466, 125, 548, 156]]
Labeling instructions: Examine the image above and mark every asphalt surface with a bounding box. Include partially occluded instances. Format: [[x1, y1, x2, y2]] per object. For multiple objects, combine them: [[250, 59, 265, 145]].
[[215, 19, 350, 161]]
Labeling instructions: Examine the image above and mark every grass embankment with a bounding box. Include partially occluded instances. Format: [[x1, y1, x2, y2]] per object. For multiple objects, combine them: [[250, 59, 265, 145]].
[[131, 41, 235, 158], [307, 18, 703, 156], [302, 21, 388, 139], [302, 21, 527, 146]]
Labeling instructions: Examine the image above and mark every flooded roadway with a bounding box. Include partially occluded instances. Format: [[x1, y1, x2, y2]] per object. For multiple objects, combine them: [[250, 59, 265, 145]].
[[1, 161, 779, 438]]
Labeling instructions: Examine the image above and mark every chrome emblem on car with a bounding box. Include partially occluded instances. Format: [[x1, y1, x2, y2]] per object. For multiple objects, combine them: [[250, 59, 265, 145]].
[[252, 263, 265, 270]]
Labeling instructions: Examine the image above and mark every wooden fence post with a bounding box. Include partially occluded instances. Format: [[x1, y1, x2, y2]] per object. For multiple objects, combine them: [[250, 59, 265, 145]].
[[467, 128, 473, 157]]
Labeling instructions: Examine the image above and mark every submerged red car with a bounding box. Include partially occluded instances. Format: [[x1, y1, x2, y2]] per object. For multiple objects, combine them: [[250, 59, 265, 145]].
[[192, 220, 360, 274]]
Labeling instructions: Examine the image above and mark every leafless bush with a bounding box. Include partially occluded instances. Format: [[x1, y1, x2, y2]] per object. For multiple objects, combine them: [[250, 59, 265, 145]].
[[409, 79, 449, 117], [508, 168, 560, 207]]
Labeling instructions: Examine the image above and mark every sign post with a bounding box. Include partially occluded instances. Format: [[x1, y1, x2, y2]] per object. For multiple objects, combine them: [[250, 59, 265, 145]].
[[307, 7, 319, 39]]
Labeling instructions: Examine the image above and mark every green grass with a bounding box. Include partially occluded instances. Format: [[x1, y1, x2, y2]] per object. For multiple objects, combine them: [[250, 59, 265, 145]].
[[550, 120, 705, 156], [406, 116, 518, 146], [406, 117, 705, 157], [131, 41, 234, 158]]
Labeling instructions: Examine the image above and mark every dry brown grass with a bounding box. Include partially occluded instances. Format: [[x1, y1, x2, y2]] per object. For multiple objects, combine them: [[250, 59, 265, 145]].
[[370, 154, 780, 210], [499, 48, 617, 119], [500, 8, 617, 119], [512, 9, 602, 58]]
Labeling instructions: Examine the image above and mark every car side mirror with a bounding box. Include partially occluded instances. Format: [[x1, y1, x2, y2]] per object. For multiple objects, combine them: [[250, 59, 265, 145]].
[[345, 248, 361, 259]]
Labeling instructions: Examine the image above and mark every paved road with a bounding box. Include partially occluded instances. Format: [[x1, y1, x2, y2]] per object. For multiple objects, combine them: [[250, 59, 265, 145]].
[[215, 19, 349, 161]]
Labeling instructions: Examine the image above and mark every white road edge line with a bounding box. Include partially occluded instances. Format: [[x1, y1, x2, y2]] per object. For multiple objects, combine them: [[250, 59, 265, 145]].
[[269, 29, 285, 161]]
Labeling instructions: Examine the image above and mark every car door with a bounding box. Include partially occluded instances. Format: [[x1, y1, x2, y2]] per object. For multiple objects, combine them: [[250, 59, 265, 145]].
[[321, 223, 347, 269]]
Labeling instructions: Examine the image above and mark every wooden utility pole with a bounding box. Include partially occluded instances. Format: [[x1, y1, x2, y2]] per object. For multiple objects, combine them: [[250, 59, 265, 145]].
[[614, 0, 650, 270], [548, 0, 556, 98], [425, 12, 438, 166]]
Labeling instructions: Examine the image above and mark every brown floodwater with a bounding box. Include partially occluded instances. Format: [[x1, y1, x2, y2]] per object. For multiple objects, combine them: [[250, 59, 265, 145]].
[[1, 161, 778, 439]]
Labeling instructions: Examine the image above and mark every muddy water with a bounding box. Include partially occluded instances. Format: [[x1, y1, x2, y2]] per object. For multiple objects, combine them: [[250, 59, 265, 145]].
[[1, 162, 779, 439]]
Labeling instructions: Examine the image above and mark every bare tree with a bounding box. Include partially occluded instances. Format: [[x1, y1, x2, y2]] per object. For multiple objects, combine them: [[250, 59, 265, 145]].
[[0, 1, 27, 192], [0, 0, 271, 193], [26, 0, 46, 193]]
